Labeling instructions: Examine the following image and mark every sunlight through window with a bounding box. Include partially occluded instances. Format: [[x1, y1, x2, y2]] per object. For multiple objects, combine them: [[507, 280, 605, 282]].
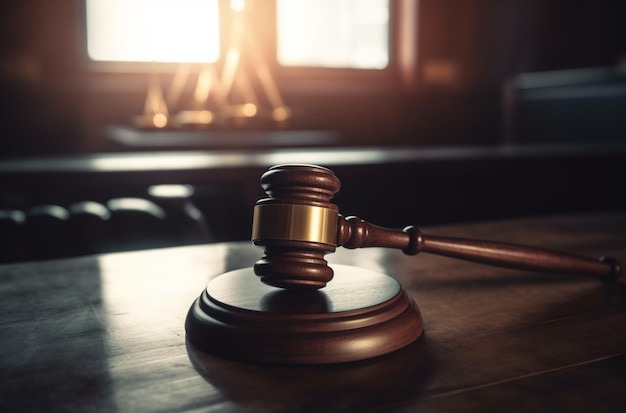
[[86, 0, 220, 63], [277, 0, 390, 69]]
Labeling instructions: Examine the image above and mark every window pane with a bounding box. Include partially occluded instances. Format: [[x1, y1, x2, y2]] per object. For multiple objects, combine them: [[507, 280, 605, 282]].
[[86, 0, 220, 63], [277, 0, 389, 69]]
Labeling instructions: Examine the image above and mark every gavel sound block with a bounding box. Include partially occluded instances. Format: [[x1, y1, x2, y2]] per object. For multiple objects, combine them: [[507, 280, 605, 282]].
[[185, 164, 620, 365]]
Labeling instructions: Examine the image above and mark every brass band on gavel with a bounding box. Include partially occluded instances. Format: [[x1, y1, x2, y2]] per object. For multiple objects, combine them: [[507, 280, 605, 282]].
[[252, 204, 339, 246]]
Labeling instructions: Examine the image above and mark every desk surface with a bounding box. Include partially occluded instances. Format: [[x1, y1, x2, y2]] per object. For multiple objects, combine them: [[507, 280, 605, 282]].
[[1, 212, 625, 412]]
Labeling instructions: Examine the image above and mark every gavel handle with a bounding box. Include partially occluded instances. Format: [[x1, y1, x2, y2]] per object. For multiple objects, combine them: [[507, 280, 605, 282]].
[[337, 217, 621, 282]]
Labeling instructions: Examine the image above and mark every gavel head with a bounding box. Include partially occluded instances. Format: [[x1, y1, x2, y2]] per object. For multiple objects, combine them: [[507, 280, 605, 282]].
[[252, 164, 341, 290]]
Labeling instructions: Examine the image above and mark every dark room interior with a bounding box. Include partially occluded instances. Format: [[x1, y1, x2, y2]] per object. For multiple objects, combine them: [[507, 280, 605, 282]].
[[1, 0, 626, 253], [1, 0, 625, 252]]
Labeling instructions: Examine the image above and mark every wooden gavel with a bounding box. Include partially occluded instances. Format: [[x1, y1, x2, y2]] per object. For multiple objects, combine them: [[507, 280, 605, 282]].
[[251, 164, 621, 290]]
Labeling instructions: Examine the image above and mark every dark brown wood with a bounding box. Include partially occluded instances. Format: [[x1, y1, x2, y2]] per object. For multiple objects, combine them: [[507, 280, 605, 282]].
[[1, 212, 626, 411], [254, 165, 620, 290], [411, 228, 620, 280], [339, 218, 620, 282], [185, 265, 423, 364]]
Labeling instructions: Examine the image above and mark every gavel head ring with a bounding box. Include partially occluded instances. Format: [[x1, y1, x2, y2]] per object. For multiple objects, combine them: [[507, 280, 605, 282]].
[[251, 164, 343, 290]]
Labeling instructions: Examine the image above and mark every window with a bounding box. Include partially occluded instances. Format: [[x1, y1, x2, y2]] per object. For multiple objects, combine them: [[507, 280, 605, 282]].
[[277, 0, 389, 70], [82, 0, 414, 133], [86, 0, 220, 63], [85, 0, 390, 70]]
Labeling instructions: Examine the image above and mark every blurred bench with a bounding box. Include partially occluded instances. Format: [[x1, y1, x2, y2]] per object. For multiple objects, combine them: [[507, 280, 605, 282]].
[[0, 188, 210, 263]]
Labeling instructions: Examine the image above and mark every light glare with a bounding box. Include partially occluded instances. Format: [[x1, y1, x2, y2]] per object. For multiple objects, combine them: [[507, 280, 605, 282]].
[[277, 0, 389, 69], [230, 0, 246, 12], [86, 0, 220, 63], [152, 113, 168, 128], [241, 103, 258, 117]]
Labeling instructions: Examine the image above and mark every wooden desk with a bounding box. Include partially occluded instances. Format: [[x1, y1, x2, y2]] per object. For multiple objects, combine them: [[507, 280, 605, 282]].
[[1, 212, 625, 412]]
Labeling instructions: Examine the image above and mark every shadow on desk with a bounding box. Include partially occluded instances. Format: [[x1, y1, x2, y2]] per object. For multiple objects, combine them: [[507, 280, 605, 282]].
[[186, 338, 436, 412]]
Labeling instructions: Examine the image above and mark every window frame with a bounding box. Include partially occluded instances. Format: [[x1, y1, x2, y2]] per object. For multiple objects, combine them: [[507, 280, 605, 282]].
[[80, 0, 417, 96], [265, 0, 417, 96]]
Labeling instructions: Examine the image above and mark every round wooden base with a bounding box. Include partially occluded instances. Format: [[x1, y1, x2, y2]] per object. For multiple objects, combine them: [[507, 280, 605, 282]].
[[185, 265, 424, 364]]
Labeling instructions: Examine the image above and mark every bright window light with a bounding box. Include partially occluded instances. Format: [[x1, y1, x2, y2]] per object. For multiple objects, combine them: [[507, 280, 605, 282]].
[[86, 0, 220, 63], [277, 0, 389, 69]]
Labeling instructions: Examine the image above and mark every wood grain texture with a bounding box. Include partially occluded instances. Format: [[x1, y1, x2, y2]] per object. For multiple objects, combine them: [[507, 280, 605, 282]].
[[1, 212, 625, 412]]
